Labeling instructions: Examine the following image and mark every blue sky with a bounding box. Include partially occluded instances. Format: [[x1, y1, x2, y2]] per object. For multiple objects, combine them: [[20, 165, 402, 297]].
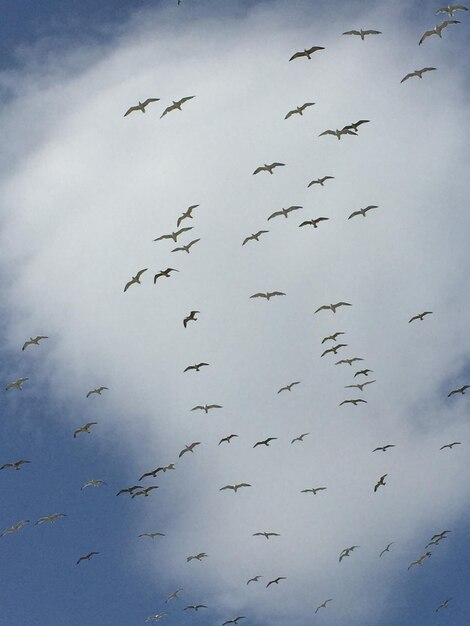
[[0, 0, 469, 624]]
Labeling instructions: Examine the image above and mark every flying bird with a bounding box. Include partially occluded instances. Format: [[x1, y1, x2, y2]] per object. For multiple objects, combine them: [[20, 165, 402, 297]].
[[86, 386, 108, 398], [183, 310, 199, 327], [343, 120, 370, 132], [184, 362, 209, 372], [440, 442, 461, 450], [339, 546, 360, 562], [252, 162, 285, 175], [22, 336, 48, 351], [308, 175, 334, 187], [342, 29, 382, 39], [184, 605, 207, 611], [301, 487, 327, 494], [5, 377, 29, 391], [373, 444, 395, 452], [219, 483, 251, 493], [218, 434, 239, 445], [81, 479, 107, 489], [160, 96, 195, 118], [76, 552, 99, 565], [165, 588, 183, 603], [278, 381, 300, 393], [339, 399, 368, 406], [408, 552, 432, 569], [266, 577, 286, 587], [430, 530, 451, 541], [138, 532, 165, 539], [242, 230, 269, 245], [348, 205, 378, 219], [124, 269, 147, 292], [315, 302, 351, 314], [124, 98, 160, 117], [176, 204, 199, 227], [247, 575, 262, 585], [380, 542, 395, 557], [321, 343, 348, 357], [171, 238, 200, 254], [145, 614, 167, 623], [0, 459, 30, 471], [335, 357, 364, 366], [154, 268, 179, 283], [319, 127, 357, 140], [435, 598, 452, 612], [253, 532, 280, 539], [179, 442, 201, 457], [250, 291, 286, 300], [73, 422, 97, 438], [322, 332, 345, 344], [299, 217, 329, 228], [223, 618, 246, 625], [116, 485, 143, 496], [267, 205, 302, 220], [409, 311, 433, 323], [191, 404, 222, 413], [35, 513, 66, 525], [291, 433, 309, 444], [346, 380, 376, 391], [447, 385, 469, 397], [315, 599, 333, 614], [436, 5, 468, 15], [253, 437, 278, 448], [139, 464, 175, 480], [354, 369, 374, 377], [401, 67, 436, 83], [419, 19, 460, 44], [285, 102, 315, 119], [1, 519, 29, 536], [289, 46, 324, 61], [154, 227, 193, 242], [187, 552, 208, 562], [374, 474, 388, 492], [131, 486, 159, 498]]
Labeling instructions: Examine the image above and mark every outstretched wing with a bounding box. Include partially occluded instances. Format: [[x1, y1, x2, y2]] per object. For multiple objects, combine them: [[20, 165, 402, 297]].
[[319, 129, 336, 137], [123, 105, 141, 117], [289, 50, 306, 61], [142, 98, 160, 107], [342, 30, 361, 35], [267, 211, 283, 220]]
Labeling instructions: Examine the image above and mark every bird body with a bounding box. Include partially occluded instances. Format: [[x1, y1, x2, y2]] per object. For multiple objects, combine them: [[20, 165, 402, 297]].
[[440, 442, 461, 450], [266, 576, 286, 587], [247, 575, 262, 585], [408, 551, 431, 569], [436, 5, 468, 15], [184, 605, 207, 611], [191, 404, 222, 413], [436, 598, 452, 612], [253, 437, 278, 448], [138, 532, 165, 539], [339, 398, 367, 406], [354, 369, 373, 378], [154, 227, 193, 243], [336, 357, 364, 366], [291, 433, 309, 444], [315, 302, 351, 314], [447, 385, 469, 397], [319, 128, 357, 140], [348, 205, 378, 219], [267, 205, 302, 220], [131, 486, 159, 498], [76, 551, 99, 565], [220, 483, 251, 493], [218, 434, 239, 445], [321, 343, 348, 357], [171, 238, 200, 254], [177, 204, 199, 227], [1, 459, 30, 471], [346, 380, 376, 391], [165, 588, 183, 603], [116, 485, 143, 496], [81, 479, 107, 489], [299, 217, 329, 228], [322, 331, 345, 344], [409, 311, 433, 323], [187, 552, 207, 562], [1, 519, 29, 536], [301, 487, 327, 494], [339, 545, 359, 562], [379, 542, 395, 557], [278, 381, 300, 393], [315, 599, 333, 614], [223, 618, 246, 625], [35, 513, 66, 525], [372, 444, 395, 452], [184, 362, 209, 372], [419, 20, 460, 44], [253, 531, 280, 539]]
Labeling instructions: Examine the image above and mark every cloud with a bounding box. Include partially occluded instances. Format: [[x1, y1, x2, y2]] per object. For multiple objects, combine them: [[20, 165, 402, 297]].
[[0, 0, 469, 623]]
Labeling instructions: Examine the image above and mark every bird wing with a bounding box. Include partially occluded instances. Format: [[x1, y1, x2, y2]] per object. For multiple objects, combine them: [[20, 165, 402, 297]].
[[284, 109, 297, 119], [242, 235, 254, 245], [400, 72, 416, 83], [419, 29, 436, 44], [124, 105, 141, 117], [343, 30, 361, 35], [270, 291, 286, 297], [285, 205, 302, 213], [160, 104, 175, 118], [440, 18, 461, 28], [252, 166, 266, 175], [363, 30, 381, 34], [175, 226, 193, 237], [186, 238, 201, 249], [319, 129, 336, 136], [154, 233, 172, 242], [178, 95, 195, 105], [306, 46, 324, 53], [142, 98, 160, 107], [289, 50, 306, 61], [267, 211, 283, 220], [299, 102, 315, 111], [250, 293, 267, 299]]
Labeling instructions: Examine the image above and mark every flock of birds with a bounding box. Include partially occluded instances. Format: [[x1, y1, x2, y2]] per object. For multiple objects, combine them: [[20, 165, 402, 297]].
[[4, 3, 470, 625]]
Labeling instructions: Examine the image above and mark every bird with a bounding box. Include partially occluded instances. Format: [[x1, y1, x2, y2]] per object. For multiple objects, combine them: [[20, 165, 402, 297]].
[[124, 98, 160, 117], [322, 332, 345, 344], [1, 520, 29, 536], [81, 479, 107, 489], [186, 552, 207, 562], [430, 530, 451, 541], [291, 433, 309, 444], [419, 20, 460, 44], [138, 532, 165, 539], [247, 575, 262, 585], [184, 362, 209, 372], [0, 459, 30, 471], [374, 474, 388, 492], [252, 162, 285, 175], [218, 434, 239, 445], [301, 487, 327, 494], [253, 532, 280, 539], [86, 386, 109, 398], [253, 437, 278, 448], [319, 128, 357, 140], [74, 422, 97, 438], [220, 483, 251, 493], [342, 29, 381, 39], [191, 404, 222, 413], [139, 464, 175, 480], [184, 605, 207, 611], [267, 205, 302, 220], [160, 96, 195, 118], [250, 291, 286, 300], [285, 102, 315, 119], [145, 614, 167, 623], [308, 175, 334, 187], [440, 442, 462, 450], [340, 399, 367, 406], [339, 546, 360, 562], [35, 513, 66, 525], [315, 599, 333, 614], [373, 444, 395, 452], [165, 588, 183, 603], [380, 542, 395, 557], [183, 311, 199, 327], [131, 486, 159, 498], [278, 381, 300, 393], [223, 618, 246, 625], [408, 552, 432, 569], [179, 442, 201, 458], [124, 269, 147, 292], [335, 357, 364, 366], [343, 120, 370, 132], [436, 598, 452, 612], [154, 268, 179, 283], [321, 343, 348, 357], [22, 336, 48, 351], [354, 369, 374, 377], [436, 5, 468, 16], [266, 577, 286, 587], [176, 204, 199, 227], [299, 217, 329, 228], [116, 485, 143, 496], [409, 311, 433, 323], [154, 227, 193, 242], [5, 377, 29, 391], [76, 552, 99, 565], [289, 46, 324, 61], [447, 385, 469, 397], [171, 238, 200, 254], [345, 380, 376, 391], [425, 536, 447, 548], [242, 230, 269, 245], [315, 302, 351, 314], [401, 67, 436, 83], [348, 205, 378, 219]]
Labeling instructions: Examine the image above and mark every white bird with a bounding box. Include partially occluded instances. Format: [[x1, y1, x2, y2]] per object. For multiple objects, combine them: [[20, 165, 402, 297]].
[[22, 336, 48, 351], [165, 588, 183, 603], [1, 519, 29, 536], [419, 20, 460, 44], [171, 238, 200, 254], [342, 29, 382, 39], [81, 479, 107, 489], [436, 5, 468, 16], [319, 128, 357, 140], [401, 67, 436, 83], [154, 227, 193, 243], [242, 230, 269, 246], [35, 513, 67, 525], [308, 175, 334, 187], [179, 442, 201, 458], [315, 302, 351, 314], [5, 377, 29, 391]]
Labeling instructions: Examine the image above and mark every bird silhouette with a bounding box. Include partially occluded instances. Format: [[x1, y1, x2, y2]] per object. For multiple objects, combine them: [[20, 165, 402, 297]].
[[308, 175, 334, 187], [289, 46, 324, 61], [252, 162, 285, 175], [124, 269, 147, 292], [177, 204, 199, 227], [86, 386, 108, 398], [179, 442, 201, 457], [124, 98, 160, 117], [253, 437, 278, 448], [419, 20, 460, 44], [22, 336, 48, 351], [401, 67, 436, 83], [76, 552, 99, 565], [374, 474, 387, 492], [242, 230, 269, 245], [160, 96, 195, 118], [183, 310, 199, 327], [342, 29, 381, 39], [285, 102, 315, 119], [73, 422, 97, 438], [154, 268, 179, 283]]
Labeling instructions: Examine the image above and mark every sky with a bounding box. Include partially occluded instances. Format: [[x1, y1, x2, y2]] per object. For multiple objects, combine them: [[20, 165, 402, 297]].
[[0, 0, 469, 624]]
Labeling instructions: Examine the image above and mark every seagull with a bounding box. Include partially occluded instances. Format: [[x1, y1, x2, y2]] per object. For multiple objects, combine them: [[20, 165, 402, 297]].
[[242, 230, 269, 245], [171, 238, 200, 253], [124, 269, 148, 292], [253, 437, 278, 448], [160, 96, 195, 118], [430, 530, 451, 541], [139, 464, 175, 480], [223, 618, 246, 625], [123, 98, 160, 117], [308, 176, 334, 187], [191, 404, 222, 413], [86, 386, 109, 398], [440, 442, 462, 450], [22, 336, 48, 351], [145, 614, 167, 623], [285, 102, 315, 119], [339, 546, 360, 562], [373, 444, 395, 452], [343, 120, 370, 132], [184, 362, 209, 372], [291, 433, 309, 444], [186, 552, 208, 562], [179, 442, 201, 458], [154, 268, 179, 283], [278, 381, 300, 393], [436, 598, 452, 612], [299, 217, 329, 228], [447, 385, 469, 397], [380, 542, 395, 557], [0, 459, 30, 471], [401, 67, 436, 83], [342, 29, 382, 39], [315, 302, 351, 314], [252, 162, 285, 175], [247, 575, 262, 585], [250, 291, 286, 300], [219, 483, 251, 493], [319, 128, 357, 140], [35, 513, 66, 525], [321, 343, 348, 357], [335, 357, 364, 366], [131, 486, 159, 498], [184, 605, 207, 611], [301, 487, 327, 494], [165, 588, 183, 603], [419, 20, 460, 44], [436, 5, 468, 15], [138, 532, 165, 539], [425, 536, 447, 548], [74, 422, 97, 438], [322, 332, 345, 344], [0, 519, 29, 536], [266, 577, 286, 587], [289, 46, 324, 61], [315, 599, 333, 614], [154, 227, 193, 242], [253, 531, 280, 539], [76, 552, 99, 565], [5, 377, 29, 391], [81, 479, 107, 489], [345, 380, 376, 391], [267, 205, 302, 220], [374, 474, 388, 492], [218, 434, 239, 445], [348, 205, 378, 219], [340, 399, 368, 406], [408, 552, 432, 569], [176, 204, 199, 227], [354, 369, 374, 377], [409, 311, 433, 323], [116, 485, 143, 496], [183, 310, 199, 327]]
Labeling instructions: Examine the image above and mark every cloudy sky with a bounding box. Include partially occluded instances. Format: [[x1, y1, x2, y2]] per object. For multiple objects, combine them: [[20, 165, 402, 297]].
[[0, 0, 469, 624]]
